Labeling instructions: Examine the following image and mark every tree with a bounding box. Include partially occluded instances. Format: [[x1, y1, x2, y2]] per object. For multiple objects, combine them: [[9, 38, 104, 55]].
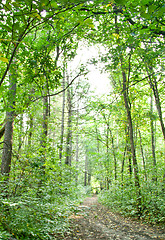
[[1, 62, 17, 186]]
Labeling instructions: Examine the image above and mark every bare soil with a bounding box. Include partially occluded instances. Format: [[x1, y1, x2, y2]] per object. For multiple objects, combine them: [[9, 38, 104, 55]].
[[55, 196, 165, 240]]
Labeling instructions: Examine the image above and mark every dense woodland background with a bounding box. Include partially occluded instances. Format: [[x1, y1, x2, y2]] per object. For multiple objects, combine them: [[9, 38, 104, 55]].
[[0, 0, 164, 239]]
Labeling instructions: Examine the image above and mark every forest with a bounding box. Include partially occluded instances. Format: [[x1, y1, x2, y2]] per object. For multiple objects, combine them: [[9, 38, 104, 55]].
[[0, 0, 164, 239]]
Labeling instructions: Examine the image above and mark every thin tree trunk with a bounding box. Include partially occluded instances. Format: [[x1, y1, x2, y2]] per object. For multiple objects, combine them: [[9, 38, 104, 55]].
[[65, 76, 72, 166], [28, 113, 33, 146], [147, 67, 165, 141], [18, 114, 23, 152], [122, 70, 140, 189], [126, 126, 132, 178], [150, 93, 157, 182], [95, 121, 100, 153], [40, 91, 49, 150], [75, 105, 79, 185], [59, 68, 66, 162], [1, 69, 16, 183], [102, 114, 111, 189], [88, 171, 91, 186], [109, 129, 117, 180], [84, 153, 88, 187], [39, 85, 49, 185], [38, 86, 48, 195], [138, 129, 147, 181], [106, 123, 110, 190], [114, 14, 139, 190], [121, 146, 126, 182]]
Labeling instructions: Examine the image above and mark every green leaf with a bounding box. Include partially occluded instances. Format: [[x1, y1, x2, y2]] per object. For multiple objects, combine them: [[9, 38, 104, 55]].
[[140, 12, 150, 19], [51, 1, 58, 8], [115, 0, 127, 5], [148, 5, 156, 14], [0, 57, 9, 63], [0, 24, 12, 32], [30, 12, 41, 20]]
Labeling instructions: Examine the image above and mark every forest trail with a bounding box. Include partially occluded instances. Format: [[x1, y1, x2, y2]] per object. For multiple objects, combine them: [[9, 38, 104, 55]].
[[57, 196, 165, 240]]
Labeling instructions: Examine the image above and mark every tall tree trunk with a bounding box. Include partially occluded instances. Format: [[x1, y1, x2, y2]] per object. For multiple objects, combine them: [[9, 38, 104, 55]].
[[109, 129, 117, 180], [39, 84, 49, 185], [150, 93, 157, 182], [106, 123, 110, 190], [65, 77, 72, 166], [75, 104, 79, 185], [122, 70, 140, 188], [147, 67, 165, 141], [88, 171, 91, 186], [28, 113, 33, 146], [114, 14, 139, 192], [18, 114, 23, 153], [84, 151, 88, 187], [121, 146, 126, 182], [126, 127, 133, 178], [121, 68, 142, 214], [145, 63, 165, 186], [1, 68, 16, 183], [59, 68, 66, 162], [95, 120, 100, 153], [37, 85, 49, 195], [125, 127, 132, 178], [121, 128, 128, 181], [138, 129, 147, 181], [102, 114, 111, 189], [40, 91, 49, 150]]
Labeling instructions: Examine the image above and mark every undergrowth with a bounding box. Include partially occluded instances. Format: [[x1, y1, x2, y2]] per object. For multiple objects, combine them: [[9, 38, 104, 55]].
[[98, 180, 165, 224], [0, 166, 87, 240]]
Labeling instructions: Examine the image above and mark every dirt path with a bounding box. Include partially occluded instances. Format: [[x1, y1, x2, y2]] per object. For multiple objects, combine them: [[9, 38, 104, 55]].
[[56, 196, 165, 240]]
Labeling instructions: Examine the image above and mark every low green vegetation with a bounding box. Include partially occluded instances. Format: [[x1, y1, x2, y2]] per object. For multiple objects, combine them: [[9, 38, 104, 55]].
[[99, 180, 165, 223], [0, 164, 87, 239]]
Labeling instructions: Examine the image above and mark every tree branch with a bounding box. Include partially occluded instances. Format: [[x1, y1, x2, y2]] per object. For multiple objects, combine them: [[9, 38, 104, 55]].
[[32, 71, 86, 103], [80, 6, 165, 37]]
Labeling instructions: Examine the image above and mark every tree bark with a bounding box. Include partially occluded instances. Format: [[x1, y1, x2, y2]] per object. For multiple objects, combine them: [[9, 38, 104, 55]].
[[18, 114, 23, 152], [1, 69, 16, 181], [122, 70, 140, 188], [28, 113, 33, 146], [147, 67, 165, 142], [138, 129, 147, 181], [150, 93, 157, 182], [75, 104, 79, 185], [121, 146, 126, 182], [95, 119, 100, 153], [65, 76, 72, 166], [40, 91, 49, 150], [84, 153, 88, 187], [59, 68, 66, 162], [126, 127, 132, 177], [109, 129, 117, 180]]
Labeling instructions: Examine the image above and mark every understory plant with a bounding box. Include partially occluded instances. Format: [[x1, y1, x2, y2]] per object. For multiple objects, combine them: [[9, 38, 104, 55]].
[[0, 163, 86, 240], [98, 179, 165, 224]]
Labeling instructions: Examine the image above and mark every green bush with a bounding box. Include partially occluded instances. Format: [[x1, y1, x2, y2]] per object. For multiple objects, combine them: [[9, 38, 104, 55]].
[[98, 180, 165, 224], [0, 164, 87, 240]]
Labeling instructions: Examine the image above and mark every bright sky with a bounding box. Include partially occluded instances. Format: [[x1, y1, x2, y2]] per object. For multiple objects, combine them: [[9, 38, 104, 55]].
[[69, 43, 110, 96]]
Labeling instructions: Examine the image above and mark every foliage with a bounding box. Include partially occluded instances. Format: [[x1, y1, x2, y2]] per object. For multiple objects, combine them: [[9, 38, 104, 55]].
[[0, 162, 86, 239], [98, 180, 165, 224]]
